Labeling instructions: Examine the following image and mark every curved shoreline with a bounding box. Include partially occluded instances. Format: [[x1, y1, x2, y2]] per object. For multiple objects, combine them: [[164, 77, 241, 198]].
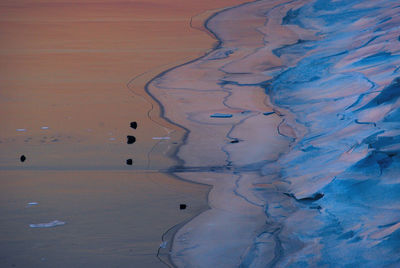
[[147, 0, 400, 266], [146, 0, 299, 266], [140, 2, 257, 267], [143, 1, 255, 170]]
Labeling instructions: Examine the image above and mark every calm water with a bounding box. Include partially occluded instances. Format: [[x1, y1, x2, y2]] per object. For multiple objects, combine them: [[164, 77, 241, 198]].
[[0, 170, 208, 267]]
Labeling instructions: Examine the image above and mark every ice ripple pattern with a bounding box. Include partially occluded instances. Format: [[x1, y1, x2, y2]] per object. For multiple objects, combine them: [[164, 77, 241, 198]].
[[263, 0, 400, 266]]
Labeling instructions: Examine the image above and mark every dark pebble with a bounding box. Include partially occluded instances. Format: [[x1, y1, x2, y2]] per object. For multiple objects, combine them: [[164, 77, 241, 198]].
[[20, 155, 26, 162], [230, 139, 239, 144], [130, 122, 137, 129], [126, 159, 133, 165], [127, 135, 136, 144], [179, 204, 187, 210]]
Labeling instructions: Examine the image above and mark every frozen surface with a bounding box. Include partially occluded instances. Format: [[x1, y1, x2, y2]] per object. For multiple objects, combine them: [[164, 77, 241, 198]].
[[149, 0, 400, 266]]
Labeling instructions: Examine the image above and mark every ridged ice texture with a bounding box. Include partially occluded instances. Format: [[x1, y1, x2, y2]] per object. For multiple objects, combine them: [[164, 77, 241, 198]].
[[148, 0, 400, 266], [264, 0, 400, 266]]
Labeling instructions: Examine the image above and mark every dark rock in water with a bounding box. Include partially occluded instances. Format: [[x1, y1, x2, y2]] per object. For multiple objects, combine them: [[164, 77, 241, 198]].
[[20, 155, 26, 162], [127, 135, 136, 144], [230, 139, 239, 144], [130, 122, 137, 129], [126, 159, 133, 165], [179, 204, 187, 210]]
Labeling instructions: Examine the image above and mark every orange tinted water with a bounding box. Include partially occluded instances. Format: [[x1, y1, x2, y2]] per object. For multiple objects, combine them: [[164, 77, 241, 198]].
[[0, 0, 246, 266], [0, 0, 244, 170]]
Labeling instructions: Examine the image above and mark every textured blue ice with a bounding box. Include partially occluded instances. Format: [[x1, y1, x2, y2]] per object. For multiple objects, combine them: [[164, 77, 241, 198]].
[[152, 0, 400, 266], [262, 0, 400, 266]]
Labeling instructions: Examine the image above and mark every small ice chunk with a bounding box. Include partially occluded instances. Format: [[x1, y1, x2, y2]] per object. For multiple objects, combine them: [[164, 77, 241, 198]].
[[152, 137, 170, 140], [160, 241, 168, 248], [41, 126, 49, 130], [16, 129, 26, 132], [29, 220, 65, 228], [210, 113, 232, 118], [27, 202, 38, 206]]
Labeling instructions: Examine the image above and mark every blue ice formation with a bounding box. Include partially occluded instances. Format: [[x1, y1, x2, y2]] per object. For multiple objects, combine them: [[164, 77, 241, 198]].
[[261, 0, 400, 266]]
